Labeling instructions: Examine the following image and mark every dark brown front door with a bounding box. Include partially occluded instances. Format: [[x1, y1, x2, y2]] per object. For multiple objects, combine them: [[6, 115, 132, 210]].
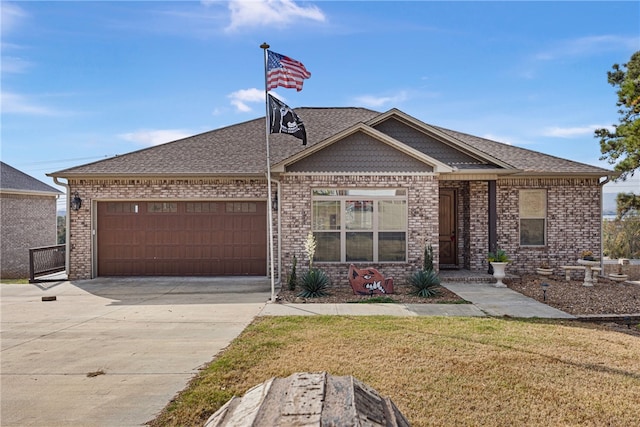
[[97, 201, 267, 276], [439, 189, 457, 267]]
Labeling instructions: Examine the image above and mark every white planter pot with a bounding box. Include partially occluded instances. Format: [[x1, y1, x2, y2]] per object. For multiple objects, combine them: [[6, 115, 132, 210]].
[[609, 274, 628, 283], [490, 262, 508, 288], [536, 268, 553, 276]]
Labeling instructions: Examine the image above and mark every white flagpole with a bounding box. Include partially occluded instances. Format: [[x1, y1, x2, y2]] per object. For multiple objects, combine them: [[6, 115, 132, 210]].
[[261, 42, 276, 303]]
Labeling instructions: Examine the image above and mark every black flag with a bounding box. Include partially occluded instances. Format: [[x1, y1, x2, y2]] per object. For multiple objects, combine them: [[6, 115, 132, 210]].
[[268, 94, 307, 145]]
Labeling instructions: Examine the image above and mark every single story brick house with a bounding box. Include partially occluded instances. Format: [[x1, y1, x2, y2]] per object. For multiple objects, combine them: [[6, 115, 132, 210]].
[[1, 161, 62, 279], [49, 108, 614, 284]]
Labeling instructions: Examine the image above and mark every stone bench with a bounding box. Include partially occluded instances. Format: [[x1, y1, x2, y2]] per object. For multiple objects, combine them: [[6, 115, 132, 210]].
[[561, 266, 603, 283], [560, 265, 585, 281]]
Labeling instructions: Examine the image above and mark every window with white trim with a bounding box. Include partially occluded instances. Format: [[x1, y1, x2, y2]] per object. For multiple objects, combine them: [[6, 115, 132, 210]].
[[312, 189, 407, 262], [519, 189, 546, 246]]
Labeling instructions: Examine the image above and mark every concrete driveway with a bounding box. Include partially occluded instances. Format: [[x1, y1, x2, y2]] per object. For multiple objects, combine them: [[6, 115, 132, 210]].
[[1, 277, 271, 427]]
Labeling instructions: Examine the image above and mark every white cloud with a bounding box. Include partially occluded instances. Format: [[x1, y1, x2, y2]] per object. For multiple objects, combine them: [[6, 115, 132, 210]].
[[541, 125, 609, 138], [1, 2, 28, 36], [220, 0, 325, 31], [1, 92, 58, 115], [481, 133, 514, 146], [118, 129, 193, 146], [534, 35, 639, 62], [227, 87, 265, 112], [354, 91, 408, 108], [2, 56, 32, 73]]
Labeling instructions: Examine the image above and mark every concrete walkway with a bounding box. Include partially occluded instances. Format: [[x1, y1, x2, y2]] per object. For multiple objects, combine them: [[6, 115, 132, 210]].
[[259, 282, 576, 319]]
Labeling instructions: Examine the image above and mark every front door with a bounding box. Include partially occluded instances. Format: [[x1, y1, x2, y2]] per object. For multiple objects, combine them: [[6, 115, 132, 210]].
[[439, 189, 457, 267]]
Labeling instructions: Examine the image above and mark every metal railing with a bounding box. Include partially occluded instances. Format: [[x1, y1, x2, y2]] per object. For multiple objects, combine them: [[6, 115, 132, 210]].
[[29, 244, 66, 282]]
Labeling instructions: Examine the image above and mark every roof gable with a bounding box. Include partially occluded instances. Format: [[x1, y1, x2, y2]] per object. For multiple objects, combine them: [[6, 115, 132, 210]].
[[286, 130, 433, 173], [367, 109, 514, 171], [274, 123, 453, 173]]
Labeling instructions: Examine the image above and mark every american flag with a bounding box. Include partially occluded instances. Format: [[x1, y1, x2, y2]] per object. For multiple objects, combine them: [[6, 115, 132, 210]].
[[267, 50, 311, 92]]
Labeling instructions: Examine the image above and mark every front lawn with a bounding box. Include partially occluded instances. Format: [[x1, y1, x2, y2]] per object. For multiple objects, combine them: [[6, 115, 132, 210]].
[[150, 316, 640, 426]]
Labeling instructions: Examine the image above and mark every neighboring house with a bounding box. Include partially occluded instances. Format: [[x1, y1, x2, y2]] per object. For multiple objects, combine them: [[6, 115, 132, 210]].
[[1, 161, 62, 279], [48, 108, 614, 283]]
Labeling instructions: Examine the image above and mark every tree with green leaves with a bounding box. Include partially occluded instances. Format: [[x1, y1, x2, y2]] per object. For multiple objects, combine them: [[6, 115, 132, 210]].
[[595, 50, 640, 180], [596, 51, 640, 217]]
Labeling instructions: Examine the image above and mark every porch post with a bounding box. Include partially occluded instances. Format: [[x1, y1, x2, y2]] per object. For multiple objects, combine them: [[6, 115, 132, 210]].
[[488, 180, 497, 274]]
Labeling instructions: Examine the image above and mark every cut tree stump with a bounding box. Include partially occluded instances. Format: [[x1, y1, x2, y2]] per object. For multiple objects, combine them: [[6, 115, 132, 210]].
[[204, 371, 410, 427]]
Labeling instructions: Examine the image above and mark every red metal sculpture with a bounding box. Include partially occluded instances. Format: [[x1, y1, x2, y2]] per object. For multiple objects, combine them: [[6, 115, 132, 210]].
[[348, 264, 394, 295]]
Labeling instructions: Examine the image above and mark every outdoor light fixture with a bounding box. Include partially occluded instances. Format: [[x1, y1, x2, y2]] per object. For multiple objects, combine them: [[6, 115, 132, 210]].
[[70, 191, 83, 211], [541, 282, 550, 301], [272, 192, 278, 211]]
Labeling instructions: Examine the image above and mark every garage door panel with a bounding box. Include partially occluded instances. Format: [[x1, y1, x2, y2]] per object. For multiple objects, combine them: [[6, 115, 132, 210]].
[[98, 201, 266, 276]]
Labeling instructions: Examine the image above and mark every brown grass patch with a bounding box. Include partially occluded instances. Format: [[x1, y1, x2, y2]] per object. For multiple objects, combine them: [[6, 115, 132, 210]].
[[149, 317, 640, 427]]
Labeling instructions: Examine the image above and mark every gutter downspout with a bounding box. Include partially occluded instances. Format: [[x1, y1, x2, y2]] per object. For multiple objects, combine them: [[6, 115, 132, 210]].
[[53, 177, 71, 278], [598, 175, 612, 277]]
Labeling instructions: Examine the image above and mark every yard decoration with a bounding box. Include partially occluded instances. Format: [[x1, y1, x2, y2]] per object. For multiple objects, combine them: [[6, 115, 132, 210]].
[[536, 263, 553, 276], [348, 264, 394, 295], [580, 250, 595, 261], [488, 249, 510, 288], [204, 371, 410, 427]]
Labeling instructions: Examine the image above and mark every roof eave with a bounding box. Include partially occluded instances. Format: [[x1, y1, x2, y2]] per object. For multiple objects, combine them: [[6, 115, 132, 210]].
[[47, 172, 266, 180], [0, 188, 62, 197]]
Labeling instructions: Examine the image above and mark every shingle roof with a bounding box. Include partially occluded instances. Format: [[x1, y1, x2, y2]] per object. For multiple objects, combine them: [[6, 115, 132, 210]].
[[50, 108, 379, 177], [1, 161, 62, 194], [434, 126, 611, 175], [49, 107, 612, 178]]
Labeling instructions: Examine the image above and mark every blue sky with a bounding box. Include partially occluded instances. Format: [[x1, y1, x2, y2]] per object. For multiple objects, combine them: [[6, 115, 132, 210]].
[[2, 0, 639, 208]]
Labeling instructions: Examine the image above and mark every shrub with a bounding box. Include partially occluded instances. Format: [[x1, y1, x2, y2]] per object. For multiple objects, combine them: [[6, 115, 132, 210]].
[[407, 269, 441, 298], [287, 255, 297, 291], [487, 249, 510, 263], [297, 268, 331, 298], [423, 244, 434, 271]]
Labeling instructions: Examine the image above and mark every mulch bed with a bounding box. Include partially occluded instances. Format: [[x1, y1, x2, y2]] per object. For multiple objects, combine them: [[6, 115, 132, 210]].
[[507, 274, 640, 316]]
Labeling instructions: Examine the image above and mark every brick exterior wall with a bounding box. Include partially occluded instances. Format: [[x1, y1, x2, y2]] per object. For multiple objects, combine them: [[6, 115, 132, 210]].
[[64, 175, 603, 283], [66, 177, 269, 280], [1, 193, 58, 279], [279, 174, 439, 288], [496, 177, 602, 274]]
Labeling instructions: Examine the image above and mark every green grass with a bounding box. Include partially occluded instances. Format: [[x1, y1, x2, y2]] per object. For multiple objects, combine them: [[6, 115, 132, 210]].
[[0, 278, 29, 284], [149, 316, 640, 427]]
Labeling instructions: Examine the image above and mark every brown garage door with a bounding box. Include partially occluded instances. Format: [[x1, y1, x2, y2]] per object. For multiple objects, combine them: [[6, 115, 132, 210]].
[[97, 201, 267, 276]]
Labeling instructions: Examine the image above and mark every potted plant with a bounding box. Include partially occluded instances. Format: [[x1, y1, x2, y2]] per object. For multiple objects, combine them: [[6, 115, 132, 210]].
[[609, 263, 629, 283], [536, 262, 553, 276], [487, 249, 510, 288], [580, 250, 595, 261]]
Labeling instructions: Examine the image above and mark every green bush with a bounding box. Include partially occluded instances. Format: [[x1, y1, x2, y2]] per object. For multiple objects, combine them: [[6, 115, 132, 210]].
[[487, 249, 510, 263], [408, 269, 441, 298], [297, 268, 331, 298]]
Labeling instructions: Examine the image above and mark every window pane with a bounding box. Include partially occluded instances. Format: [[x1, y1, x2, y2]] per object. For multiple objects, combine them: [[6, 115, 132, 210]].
[[313, 201, 340, 230], [378, 232, 406, 261], [314, 232, 340, 262], [346, 232, 373, 261], [520, 219, 545, 245], [345, 200, 373, 230], [379, 200, 406, 230], [148, 202, 177, 213], [520, 189, 546, 217]]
